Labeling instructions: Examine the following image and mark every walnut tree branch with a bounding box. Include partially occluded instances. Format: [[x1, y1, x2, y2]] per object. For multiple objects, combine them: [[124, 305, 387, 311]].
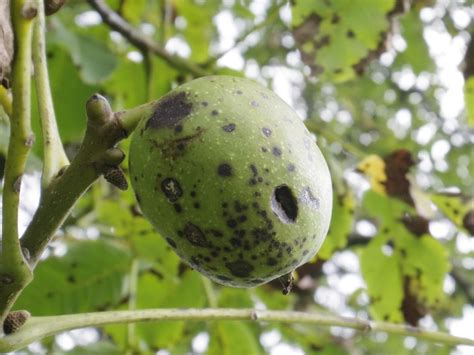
[[20, 94, 152, 267], [0, 308, 473, 352], [0, 0, 37, 326], [87, 0, 208, 77]]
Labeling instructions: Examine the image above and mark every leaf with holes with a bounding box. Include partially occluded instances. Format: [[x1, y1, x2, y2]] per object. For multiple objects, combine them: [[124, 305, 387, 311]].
[[291, 0, 396, 82]]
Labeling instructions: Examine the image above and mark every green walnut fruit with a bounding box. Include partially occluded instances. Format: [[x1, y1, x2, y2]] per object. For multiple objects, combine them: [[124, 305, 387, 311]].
[[129, 75, 332, 287]]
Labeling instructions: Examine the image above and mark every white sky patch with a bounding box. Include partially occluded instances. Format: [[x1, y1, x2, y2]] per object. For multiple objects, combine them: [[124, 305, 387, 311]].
[[127, 51, 143, 63], [214, 10, 239, 52], [192, 332, 210, 353], [75, 10, 102, 27], [446, 306, 474, 355], [165, 37, 191, 58], [260, 329, 282, 348], [271, 343, 305, 355]]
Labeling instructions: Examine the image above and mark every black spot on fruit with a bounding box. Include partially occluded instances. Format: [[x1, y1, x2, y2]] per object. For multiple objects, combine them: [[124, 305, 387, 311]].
[[146, 92, 192, 129], [166, 238, 177, 248], [174, 125, 183, 133], [262, 127, 272, 137], [272, 147, 282, 157], [251, 100, 259, 107], [217, 163, 233, 177], [161, 178, 183, 202], [287, 164, 295, 172], [223, 123, 236, 132], [184, 222, 207, 247], [267, 258, 278, 266], [271, 185, 298, 224], [225, 260, 254, 277], [212, 110, 219, 116], [300, 186, 320, 210], [174, 203, 183, 213]]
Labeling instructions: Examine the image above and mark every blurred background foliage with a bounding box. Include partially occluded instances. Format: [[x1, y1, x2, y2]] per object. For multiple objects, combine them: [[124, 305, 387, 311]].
[[0, 0, 473, 354]]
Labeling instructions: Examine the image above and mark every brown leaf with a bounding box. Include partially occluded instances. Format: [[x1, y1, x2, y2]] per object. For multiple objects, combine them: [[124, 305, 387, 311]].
[[383, 149, 416, 206]]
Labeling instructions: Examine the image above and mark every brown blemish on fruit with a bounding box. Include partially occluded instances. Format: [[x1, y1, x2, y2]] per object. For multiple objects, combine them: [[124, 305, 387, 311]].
[[183, 222, 207, 247], [146, 91, 192, 130], [160, 177, 183, 202], [225, 260, 254, 277], [149, 127, 205, 159]]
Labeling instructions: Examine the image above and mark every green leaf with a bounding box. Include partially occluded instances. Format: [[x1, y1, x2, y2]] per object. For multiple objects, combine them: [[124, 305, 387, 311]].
[[393, 11, 433, 74], [54, 341, 121, 355], [121, 0, 147, 24], [398, 234, 450, 305], [48, 18, 117, 84], [318, 191, 355, 259], [135, 270, 206, 349], [31, 47, 97, 149], [292, 0, 396, 82], [208, 321, 262, 355], [360, 236, 404, 322], [104, 58, 147, 109], [430, 193, 474, 235], [15, 240, 131, 315], [174, 0, 220, 62]]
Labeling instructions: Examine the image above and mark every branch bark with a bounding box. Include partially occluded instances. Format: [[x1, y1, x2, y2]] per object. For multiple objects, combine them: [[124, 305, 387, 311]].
[[87, 0, 209, 77], [20, 94, 151, 266], [0, 0, 37, 326], [0, 308, 472, 352]]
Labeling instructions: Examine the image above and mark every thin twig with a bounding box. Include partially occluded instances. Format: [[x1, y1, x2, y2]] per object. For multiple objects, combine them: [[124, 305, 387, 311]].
[[204, 3, 282, 67], [0, 308, 472, 352], [32, 0, 69, 188], [87, 0, 208, 77]]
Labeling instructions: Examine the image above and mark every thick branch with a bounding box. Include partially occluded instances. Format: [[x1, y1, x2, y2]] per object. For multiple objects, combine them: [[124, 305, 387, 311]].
[[0, 0, 36, 325], [87, 0, 208, 77], [0, 308, 473, 352], [20, 95, 152, 266], [32, 0, 69, 188]]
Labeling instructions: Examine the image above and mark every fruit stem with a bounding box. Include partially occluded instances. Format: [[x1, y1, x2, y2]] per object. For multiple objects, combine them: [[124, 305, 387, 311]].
[[0, 308, 472, 352], [32, 0, 69, 189], [114, 100, 158, 135]]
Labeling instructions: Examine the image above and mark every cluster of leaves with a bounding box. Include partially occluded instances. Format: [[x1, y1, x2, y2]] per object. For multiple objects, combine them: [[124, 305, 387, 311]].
[[0, 0, 472, 353]]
